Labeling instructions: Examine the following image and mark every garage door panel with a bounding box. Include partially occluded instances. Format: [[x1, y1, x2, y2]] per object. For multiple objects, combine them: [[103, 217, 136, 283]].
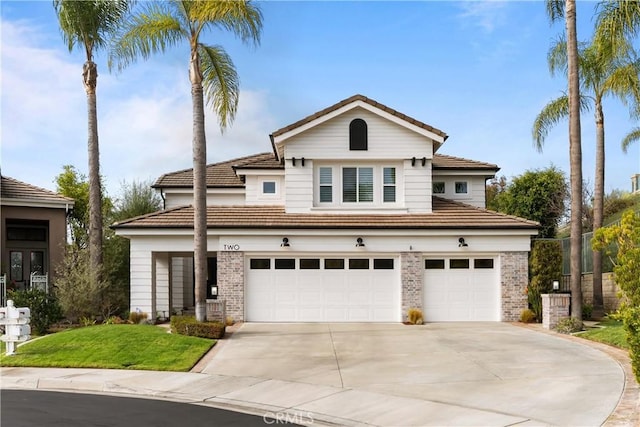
[[247, 257, 399, 322], [424, 257, 499, 322]]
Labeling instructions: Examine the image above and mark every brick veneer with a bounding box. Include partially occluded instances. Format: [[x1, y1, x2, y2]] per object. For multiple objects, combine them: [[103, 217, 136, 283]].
[[401, 252, 423, 321], [217, 251, 245, 321], [500, 252, 529, 321]]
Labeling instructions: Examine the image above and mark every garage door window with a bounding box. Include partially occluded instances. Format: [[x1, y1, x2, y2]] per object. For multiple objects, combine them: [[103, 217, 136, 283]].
[[275, 259, 295, 269], [349, 259, 370, 269], [425, 259, 445, 269], [325, 259, 345, 269], [374, 259, 394, 269], [474, 259, 494, 269], [250, 259, 270, 269], [450, 259, 470, 269], [300, 259, 320, 269]]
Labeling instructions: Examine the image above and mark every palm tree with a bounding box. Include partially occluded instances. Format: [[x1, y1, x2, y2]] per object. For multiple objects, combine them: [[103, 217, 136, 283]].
[[622, 128, 640, 152], [545, 0, 584, 320], [54, 0, 132, 284], [595, 0, 640, 49], [110, 1, 262, 322], [533, 36, 640, 317]]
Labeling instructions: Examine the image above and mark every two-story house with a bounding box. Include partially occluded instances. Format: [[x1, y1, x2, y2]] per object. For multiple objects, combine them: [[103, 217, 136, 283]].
[[113, 95, 539, 323]]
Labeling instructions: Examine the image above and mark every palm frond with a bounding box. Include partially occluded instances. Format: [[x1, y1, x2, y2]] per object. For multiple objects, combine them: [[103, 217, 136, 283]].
[[198, 44, 239, 131], [621, 127, 640, 153], [603, 58, 640, 112], [109, 2, 185, 72], [54, 0, 132, 60], [545, 0, 564, 23], [192, 0, 263, 47], [532, 94, 591, 152], [595, 0, 640, 47], [547, 35, 568, 77]]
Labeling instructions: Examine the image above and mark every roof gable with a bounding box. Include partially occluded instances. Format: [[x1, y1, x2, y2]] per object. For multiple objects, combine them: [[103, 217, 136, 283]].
[[270, 95, 448, 158]]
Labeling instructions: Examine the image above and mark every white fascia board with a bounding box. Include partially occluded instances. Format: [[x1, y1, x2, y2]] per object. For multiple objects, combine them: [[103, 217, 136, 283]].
[[432, 170, 496, 177], [1, 198, 74, 210], [273, 100, 446, 145], [162, 188, 244, 195], [235, 169, 285, 177]]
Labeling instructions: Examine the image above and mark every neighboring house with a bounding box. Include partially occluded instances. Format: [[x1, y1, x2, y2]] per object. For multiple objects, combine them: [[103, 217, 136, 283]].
[[1, 175, 74, 291], [114, 95, 539, 323], [632, 173, 639, 194]]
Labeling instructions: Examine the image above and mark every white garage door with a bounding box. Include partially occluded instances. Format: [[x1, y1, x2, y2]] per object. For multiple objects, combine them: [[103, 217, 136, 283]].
[[423, 257, 500, 321], [246, 257, 400, 322]]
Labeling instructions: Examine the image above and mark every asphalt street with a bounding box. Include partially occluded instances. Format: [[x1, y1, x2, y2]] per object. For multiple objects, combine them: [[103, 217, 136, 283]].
[[1, 390, 303, 427]]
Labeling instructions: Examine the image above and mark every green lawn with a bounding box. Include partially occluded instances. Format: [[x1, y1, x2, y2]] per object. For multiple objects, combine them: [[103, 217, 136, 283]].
[[576, 319, 629, 349], [0, 324, 214, 371]]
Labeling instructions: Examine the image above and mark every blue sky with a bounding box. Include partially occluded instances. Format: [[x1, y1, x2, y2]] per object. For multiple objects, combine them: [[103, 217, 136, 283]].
[[2, 1, 639, 200]]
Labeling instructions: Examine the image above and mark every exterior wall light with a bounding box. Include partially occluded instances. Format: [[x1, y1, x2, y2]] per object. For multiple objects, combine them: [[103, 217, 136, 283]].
[[356, 237, 365, 247], [210, 284, 218, 300], [553, 280, 559, 291], [458, 237, 468, 247], [281, 237, 290, 247]]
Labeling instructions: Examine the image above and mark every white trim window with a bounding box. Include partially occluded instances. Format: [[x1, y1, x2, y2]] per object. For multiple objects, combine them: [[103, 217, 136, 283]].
[[319, 167, 333, 203], [383, 167, 396, 203], [433, 181, 445, 194], [343, 167, 373, 203], [262, 181, 276, 194], [455, 181, 468, 194]]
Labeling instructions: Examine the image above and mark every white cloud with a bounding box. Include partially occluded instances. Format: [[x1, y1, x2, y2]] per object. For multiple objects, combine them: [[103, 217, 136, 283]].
[[456, 1, 509, 34]]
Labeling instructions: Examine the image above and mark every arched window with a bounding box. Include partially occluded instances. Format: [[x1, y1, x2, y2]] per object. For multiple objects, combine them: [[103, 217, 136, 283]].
[[349, 119, 368, 151]]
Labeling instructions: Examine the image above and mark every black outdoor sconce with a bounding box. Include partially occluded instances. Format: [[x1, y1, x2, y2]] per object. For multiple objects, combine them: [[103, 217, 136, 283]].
[[356, 237, 365, 247], [458, 237, 468, 247], [281, 237, 290, 247]]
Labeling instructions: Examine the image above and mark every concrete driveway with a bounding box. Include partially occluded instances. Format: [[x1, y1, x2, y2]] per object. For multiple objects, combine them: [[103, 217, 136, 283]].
[[202, 322, 624, 426]]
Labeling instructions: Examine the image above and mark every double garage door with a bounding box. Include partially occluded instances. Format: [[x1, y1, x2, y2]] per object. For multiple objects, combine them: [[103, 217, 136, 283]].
[[423, 257, 500, 321], [246, 257, 400, 322]]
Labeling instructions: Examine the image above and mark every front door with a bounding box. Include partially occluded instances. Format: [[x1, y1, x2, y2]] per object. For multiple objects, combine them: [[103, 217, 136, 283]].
[[8, 249, 46, 290]]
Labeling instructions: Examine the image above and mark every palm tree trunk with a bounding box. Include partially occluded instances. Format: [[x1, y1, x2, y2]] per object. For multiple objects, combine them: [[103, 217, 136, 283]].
[[566, 0, 583, 320], [592, 101, 605, 318], [84, 60, 103, 282], [191, 60, 208, 323]]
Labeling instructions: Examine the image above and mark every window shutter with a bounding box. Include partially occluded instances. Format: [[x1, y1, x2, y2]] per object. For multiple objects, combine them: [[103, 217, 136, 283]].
[[359, 168, 373, 202], [343, 168, 357, 202], [319, 167, 333, 202]]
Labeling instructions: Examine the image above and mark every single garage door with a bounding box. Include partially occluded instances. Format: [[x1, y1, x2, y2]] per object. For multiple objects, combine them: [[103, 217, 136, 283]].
[[246, 257, 400, 322], [423, 257, 500, 321]]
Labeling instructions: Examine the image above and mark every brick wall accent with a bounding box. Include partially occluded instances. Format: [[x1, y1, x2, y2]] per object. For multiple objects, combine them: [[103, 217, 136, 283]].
[[217, 251, 244, 321], [500, 252, 529, 321], [542, 293, 570, 329], [401, 252, 423, 322]]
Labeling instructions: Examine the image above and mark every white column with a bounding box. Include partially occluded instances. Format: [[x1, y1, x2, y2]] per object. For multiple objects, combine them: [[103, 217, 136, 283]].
[[129, 246, 153, 316], [171, 257, 185, 311], [155, 253, 170, 318]]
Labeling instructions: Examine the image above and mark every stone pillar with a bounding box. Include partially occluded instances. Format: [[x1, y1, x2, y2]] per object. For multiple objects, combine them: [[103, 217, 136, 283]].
[[217, 251, 244, 322], [542, 293, 570, 330], [206, 299, 227, 322], [500, 252, 529, 321], [401, 252, 423, 322]]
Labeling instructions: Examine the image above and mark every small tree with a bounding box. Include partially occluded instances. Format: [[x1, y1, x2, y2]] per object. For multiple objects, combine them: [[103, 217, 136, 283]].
[[593, 210, 640, 382], [7, 289, 63, 335], [528, 240, 564, 322]]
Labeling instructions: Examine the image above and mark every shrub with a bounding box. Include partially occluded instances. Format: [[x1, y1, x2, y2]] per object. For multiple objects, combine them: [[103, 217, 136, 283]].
[[519, 309, 536, 323], [554, 317, 584, 334], [103, 316, 125, 325], [582, 303, 593, 320], [129, 311, 148, 324], [7, 289, 63, 335], [528, 240, 563, 322], [170, 315, 225, 339], [622, 307, 640, 382], [407, 308, 424, 325], [79, 316, 96, 327], [225, 316, 235, 327]]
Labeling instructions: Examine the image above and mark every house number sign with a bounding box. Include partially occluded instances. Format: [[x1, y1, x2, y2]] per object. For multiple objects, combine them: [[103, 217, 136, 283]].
[[223, 244, 240, 251]]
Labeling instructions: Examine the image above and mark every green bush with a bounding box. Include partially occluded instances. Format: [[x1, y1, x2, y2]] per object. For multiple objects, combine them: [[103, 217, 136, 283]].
[[129, 311, 148, 324], [170, 315, 225, 339], [554, 317, 584, 334], [519, 308, 536, 323], [622, 307, 640, 382], [582, 303, 593, 320], [528, 240, 563, 322], [7, 289, 63, 335]]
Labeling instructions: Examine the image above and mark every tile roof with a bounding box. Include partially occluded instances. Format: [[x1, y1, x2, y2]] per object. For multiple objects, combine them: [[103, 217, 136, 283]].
[[270, 94, 449, 140], [153, 152, 281, 188], [113, 197, 539, 231], [432, 154, 499, 171], [153, 152, 497, 189], [1, 175, 74, 204]]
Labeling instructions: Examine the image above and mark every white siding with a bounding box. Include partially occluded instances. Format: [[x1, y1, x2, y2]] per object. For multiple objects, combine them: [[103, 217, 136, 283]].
[[404, 159, 432, 213], [155, 253, 170, 317], [171, 257, 184, 310], [285, 160, 314, 213], [130, 243, 153, 315], [245, 175, 285, 205], [284, 108, 434, 161], [163, 190, 245, 209], [431, 175, 487, 208]]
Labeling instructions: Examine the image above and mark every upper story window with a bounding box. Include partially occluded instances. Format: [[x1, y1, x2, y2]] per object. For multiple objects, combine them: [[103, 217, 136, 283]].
[[349, 119, 368, 151], [433, 182, 445, 194], [262, 181, 276, 194], [343, 167, 373, 202], [319, 167, 333, 203], [455, 181, 468, 194], [383, 167, 396, 203]]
